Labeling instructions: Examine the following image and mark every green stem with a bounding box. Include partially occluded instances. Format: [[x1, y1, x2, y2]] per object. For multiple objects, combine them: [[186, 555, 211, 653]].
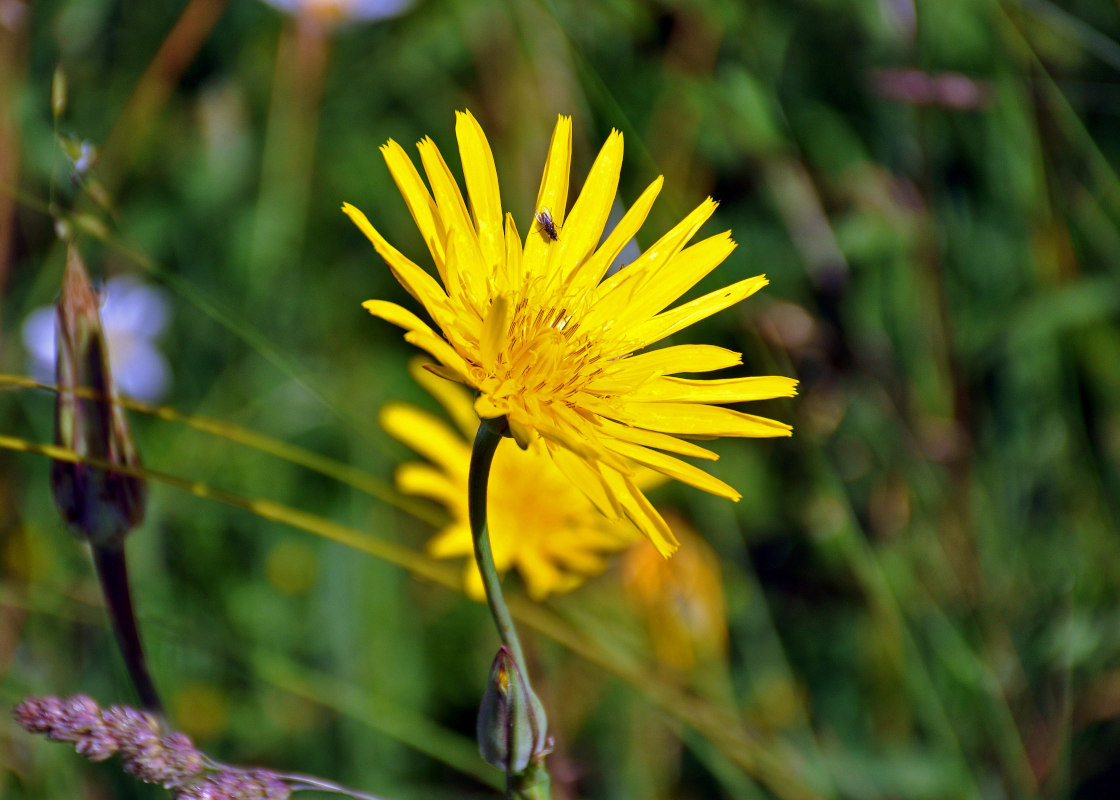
[[468, 420, 528, 670], [469, 420, 552, 799], [513, 761, 552, 800]]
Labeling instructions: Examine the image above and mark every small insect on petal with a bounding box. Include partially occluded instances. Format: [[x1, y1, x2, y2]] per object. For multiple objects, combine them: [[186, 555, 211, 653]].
[[535, 209, 558, 242]]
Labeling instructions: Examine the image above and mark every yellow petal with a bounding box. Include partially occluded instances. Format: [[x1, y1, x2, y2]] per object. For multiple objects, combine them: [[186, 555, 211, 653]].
[[620, 401, 794, 438], [570, 175, 663, 290], [556, 129, 623, 284], [626, 275, 769, 352], [626, 375, 800, 403], [534, 115, 572, 225], [402, 332, 470, 382], [586, 198, 720, 331], [461, 562, 486, 601], [592, 344, 743, 389], [596, 417, 718, 461], [342, 203, 453, 325], [519, 550, 569, 601], [507, 416, 536, 449], [641, 195, 719, 266], [611, 232, 737, 329], [417, 136, 488, 302], [501, 212, 523, 292], [380, 403, 472, 475], [423, 361, 471, 387], [537, 413, 601, 463], [455, 110, 504, 272], [474, 392, 507, 420], [427, 523, 474, 558], [408, 358, 479, 438], [555, 545, 614, 574], [601, 468, 678, 556], [524, 115, 572, 274], [416, 136, 471, 232], [361, 298, 431, 334], [362, 299, 469, 379], [547, 443, 623, 519], [479, 293, 510, 370], [395, 462, 462, 507], [546, 402, 631, 473], [446, 229, 489, 317], [378, 141, 447, 276], [604, 439, 740, 500]]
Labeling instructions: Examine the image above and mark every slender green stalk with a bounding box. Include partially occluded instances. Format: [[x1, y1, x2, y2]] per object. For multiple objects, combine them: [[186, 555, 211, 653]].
[[511, 761, 551, 800], [468, 419, 551, 799], [468, 421, 528, 669]]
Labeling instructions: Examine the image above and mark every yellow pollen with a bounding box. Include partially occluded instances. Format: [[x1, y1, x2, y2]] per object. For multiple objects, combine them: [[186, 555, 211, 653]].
[[471, 296, 611, 415]]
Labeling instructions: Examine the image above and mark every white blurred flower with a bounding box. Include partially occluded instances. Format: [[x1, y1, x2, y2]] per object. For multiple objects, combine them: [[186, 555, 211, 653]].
[[259, 0, 413, 26], [22, 276, 172, 402]]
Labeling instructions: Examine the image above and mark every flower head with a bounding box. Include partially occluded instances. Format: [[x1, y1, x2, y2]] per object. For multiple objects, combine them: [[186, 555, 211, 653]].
[[346, 111, 796, 555], [176, 769, 291, 800], [382, 360, 656, 600], [13, 694, 205, 787]]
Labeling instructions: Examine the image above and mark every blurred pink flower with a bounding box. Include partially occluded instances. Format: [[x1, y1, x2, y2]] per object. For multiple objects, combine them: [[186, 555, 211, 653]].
[[869, 68, 991, 110]]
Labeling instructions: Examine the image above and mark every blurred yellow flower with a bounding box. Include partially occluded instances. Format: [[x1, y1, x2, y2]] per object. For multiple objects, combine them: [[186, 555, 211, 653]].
[[346, 110, 795, 557], [620, 511, 728, 673], [382, 362, 658, 601]]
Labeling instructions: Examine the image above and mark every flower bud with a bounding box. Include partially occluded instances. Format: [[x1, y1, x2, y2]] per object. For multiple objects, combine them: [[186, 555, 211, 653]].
[[50, 245, 146, 547], [477, 646, 551, 773]]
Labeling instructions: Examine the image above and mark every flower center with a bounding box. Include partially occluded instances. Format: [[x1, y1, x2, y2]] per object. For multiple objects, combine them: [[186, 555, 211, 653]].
[[471, 293, 608, 415]]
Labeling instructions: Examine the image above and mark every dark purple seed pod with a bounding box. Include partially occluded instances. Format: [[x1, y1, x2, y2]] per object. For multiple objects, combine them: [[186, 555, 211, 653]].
[[51, 245, 146, 547]]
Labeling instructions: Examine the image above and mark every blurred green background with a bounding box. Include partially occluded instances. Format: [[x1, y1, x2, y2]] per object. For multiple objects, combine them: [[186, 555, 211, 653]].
[[3, 0, 1120, 798]]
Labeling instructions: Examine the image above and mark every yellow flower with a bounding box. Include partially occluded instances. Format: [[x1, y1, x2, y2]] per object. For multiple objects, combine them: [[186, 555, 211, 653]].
[[382, 361, 658, 601], [345, 111, 796, 556], [620, 511, 728, 673]]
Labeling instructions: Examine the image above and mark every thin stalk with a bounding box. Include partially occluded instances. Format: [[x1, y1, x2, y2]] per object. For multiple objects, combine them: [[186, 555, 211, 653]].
[[268, 769, 389, 800], [468, 420, 551, 799], [468, 421, 528, 670], [90, 545, 163, 715]]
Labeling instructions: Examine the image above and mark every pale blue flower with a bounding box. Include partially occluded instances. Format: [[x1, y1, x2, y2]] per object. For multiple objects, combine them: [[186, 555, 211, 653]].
[[258, 0, 413, 25], [22, 276, 171, 402]]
